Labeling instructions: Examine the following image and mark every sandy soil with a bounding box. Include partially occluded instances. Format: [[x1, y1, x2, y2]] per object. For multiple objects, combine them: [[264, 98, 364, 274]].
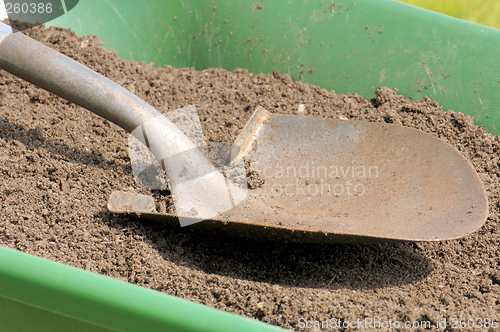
[[0, 25, 499, 331]]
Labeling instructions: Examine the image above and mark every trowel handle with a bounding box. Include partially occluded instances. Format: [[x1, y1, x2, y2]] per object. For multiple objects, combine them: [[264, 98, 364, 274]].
[[0, 22, 161, 134]]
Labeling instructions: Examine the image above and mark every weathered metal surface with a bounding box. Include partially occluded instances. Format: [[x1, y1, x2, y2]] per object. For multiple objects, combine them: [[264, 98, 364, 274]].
[[231, 106, 271, 161], [240, 114, 488, 241], [108, 191, 156, 213], [108, 108, 488, 243]]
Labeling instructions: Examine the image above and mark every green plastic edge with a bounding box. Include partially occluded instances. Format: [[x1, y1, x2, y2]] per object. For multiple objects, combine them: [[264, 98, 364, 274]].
[[49, 0, 500, 135], [0, 246, 285, 332]]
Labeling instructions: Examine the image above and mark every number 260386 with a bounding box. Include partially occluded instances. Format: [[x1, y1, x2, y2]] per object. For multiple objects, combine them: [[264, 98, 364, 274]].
[[451, 318, 498, 329], [5, 2, 53, 14]]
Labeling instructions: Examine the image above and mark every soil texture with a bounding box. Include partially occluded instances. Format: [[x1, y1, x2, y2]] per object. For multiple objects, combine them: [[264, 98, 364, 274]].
[[1, 25, 499, 331]]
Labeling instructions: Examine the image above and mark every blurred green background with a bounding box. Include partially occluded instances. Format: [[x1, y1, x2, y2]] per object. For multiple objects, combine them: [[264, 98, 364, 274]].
[[398, 0, 500, 29]]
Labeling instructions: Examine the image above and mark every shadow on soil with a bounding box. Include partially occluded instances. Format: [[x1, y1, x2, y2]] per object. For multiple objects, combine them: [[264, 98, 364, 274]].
[[0, 117, 129, 173], [105, 213, 433, 290]]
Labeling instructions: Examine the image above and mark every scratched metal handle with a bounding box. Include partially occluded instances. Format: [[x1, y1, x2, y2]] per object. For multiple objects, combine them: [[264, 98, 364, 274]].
[[0, 22, 208, 171], [0, 22, 219, 182]]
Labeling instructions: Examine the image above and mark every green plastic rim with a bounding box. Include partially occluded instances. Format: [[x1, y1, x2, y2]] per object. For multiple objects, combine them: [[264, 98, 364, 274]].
[[0, 246, 285, 332], [49, 0, 500, 135]]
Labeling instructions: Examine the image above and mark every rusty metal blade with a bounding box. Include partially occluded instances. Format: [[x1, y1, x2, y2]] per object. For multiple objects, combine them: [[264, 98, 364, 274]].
[[108, 107, 488, 243]]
